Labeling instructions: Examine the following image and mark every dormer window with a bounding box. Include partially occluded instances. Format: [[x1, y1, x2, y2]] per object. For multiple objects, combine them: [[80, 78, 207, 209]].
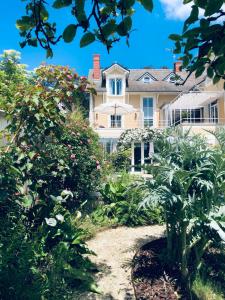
[[143, 76, 151, 83], [109, 78, 122, 95]]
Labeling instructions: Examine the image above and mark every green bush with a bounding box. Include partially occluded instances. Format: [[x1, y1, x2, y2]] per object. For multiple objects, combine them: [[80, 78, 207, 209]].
[[0, 62, 102, 298], [109, 149, 131, 172], [92, 173, 163, 227]]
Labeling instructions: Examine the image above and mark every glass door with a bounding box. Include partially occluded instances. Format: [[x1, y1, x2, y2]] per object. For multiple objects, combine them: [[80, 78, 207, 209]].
[[209, 101, 218, 123]]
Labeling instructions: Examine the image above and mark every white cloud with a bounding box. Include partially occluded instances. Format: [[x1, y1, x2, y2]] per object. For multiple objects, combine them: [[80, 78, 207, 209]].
[[159, 0, 193, 20], [160, 0, 225, 21]]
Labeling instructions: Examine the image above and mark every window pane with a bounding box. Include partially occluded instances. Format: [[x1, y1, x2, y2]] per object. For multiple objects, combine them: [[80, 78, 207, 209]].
[[111, 115, 121, 128], [110, 79, 116, 95], [116, 79, 122, 95], [134, 143, 141, 172], [143, 98, 153, 127]]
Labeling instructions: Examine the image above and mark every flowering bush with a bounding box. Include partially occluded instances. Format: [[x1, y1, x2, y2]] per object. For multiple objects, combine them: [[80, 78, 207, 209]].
[[117, 128, 164, 150], [0, 59, 102, 298]]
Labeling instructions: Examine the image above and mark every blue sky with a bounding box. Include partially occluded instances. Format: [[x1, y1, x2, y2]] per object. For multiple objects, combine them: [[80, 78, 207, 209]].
[[0, 0, 192, 75]]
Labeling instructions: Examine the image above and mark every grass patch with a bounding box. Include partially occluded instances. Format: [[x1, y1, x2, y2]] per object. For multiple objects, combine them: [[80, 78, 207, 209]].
[[192, 277, 224, 300], [77, 215, 117, 240]]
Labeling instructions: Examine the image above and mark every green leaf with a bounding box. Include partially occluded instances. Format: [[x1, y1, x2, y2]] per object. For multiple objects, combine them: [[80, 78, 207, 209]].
[[16, 16, 33, 31], [21, 195, 33, 208], [116, 16, 132, 36], [63, 24, 77, 43], [169, 34, 181, 41], [205, 0, 224, 16], [207, 67, 214, 78], [53, 0, 72, 9], [195, 66, 205, 78], [140, 0, 153, 12], [40, 5, 49, 21], [80, 32, 95, 47], [46, 48, 53, 58]]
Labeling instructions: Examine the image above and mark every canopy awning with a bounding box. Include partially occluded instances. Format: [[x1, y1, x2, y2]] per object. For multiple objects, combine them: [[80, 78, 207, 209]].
[[94, 101, 136, 115], [170, 91, 223, 110]]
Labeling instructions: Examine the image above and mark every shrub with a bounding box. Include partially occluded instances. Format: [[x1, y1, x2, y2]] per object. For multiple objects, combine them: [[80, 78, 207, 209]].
[[109, 149, 131, 172], [141, 128, 225, 295], [0, 63, 102, 298], [92, 173, 164, 227]]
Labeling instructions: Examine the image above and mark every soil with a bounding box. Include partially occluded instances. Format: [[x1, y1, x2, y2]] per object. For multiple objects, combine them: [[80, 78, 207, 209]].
[[132, 238, 186, 300]]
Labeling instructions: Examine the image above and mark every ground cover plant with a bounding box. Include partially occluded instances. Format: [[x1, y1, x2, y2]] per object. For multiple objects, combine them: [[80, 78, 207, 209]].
[[0, 51, 102, 299], [140, 128, 225, 298]]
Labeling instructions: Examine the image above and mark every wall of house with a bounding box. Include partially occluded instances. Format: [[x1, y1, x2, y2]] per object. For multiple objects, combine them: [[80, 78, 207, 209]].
[[93, 92, 179, 129], [158, 94, 177, 126]]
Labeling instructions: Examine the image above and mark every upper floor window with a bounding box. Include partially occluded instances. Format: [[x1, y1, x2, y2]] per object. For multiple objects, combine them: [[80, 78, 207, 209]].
[[110, 115, 122, 128], [143, 97, 153, 127], [143, 76, 151, 83], [109, 78, 122, 95]]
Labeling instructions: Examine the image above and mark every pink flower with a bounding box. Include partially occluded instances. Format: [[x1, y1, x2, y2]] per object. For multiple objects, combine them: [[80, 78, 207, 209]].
[[96, 165, 101, 170], [67, 75, 73, 79], [67, 144, 72, 149], [80, 141, 83, 145], [96, 160, 100, 165], [70, 154, 76, 159]]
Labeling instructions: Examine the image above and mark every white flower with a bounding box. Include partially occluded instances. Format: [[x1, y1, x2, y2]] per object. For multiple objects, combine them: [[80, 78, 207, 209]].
[[56, 214, 64, 222], [45, 217, 57, 227]]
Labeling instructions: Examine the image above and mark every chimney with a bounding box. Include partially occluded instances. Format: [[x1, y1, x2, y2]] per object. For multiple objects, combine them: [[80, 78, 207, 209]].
[[174, 61, 182, 73], [93, 54, 100, 80]]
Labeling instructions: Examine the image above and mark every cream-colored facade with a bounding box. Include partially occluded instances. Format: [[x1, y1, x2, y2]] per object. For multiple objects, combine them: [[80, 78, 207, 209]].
[[88, 56, 225, 153]]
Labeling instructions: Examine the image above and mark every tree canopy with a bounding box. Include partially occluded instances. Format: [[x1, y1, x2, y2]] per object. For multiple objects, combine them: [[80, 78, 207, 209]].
[[170, 0, 225, 86], [17, 0, 225, 87], [17, 0, 153, 57]]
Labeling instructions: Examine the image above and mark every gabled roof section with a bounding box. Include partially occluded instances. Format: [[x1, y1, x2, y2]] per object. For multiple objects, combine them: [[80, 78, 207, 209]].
[[102, 63, 130, 75], [137, 72, 157, 81], [163, 72, 183, 83]]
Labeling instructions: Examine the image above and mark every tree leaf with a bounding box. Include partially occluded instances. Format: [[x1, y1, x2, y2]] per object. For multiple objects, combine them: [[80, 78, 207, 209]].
[[63, 24, 77, 43], [140, 0, 153, 12], [169, 34, 181, 41], [53, 0, 72, 9], [116, 17, 132, 36], [16, 16, 33, 31], [205, 0, 224, 16], [80, 32, 95, 48]]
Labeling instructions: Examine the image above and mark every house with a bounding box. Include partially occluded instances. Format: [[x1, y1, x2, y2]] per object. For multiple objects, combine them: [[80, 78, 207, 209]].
[[88, 54, 225, 170]]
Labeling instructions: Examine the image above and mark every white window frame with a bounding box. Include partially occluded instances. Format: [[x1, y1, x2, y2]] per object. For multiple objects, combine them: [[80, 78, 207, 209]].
[[108, 114, 124, 128], [141, 95, 156, 128], [106, 75, 125, 96]]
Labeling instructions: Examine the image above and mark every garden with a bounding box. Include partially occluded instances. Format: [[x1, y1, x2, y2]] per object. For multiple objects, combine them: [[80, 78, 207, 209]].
[[0, 50, 224, 300]]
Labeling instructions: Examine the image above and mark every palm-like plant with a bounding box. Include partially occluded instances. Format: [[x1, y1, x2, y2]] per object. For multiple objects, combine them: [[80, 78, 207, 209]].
[[142, 128, 225, 295]]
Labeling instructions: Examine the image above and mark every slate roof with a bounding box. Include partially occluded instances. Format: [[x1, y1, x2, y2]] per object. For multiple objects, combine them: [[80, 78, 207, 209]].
[[88, 66, 206, 93]]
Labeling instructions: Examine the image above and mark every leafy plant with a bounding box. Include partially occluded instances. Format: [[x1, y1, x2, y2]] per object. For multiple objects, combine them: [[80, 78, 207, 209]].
[[92, 173, 163, 227], [109, 149, 131, 172], [142, 129, 225, 295], [0, 55, 103, 298]]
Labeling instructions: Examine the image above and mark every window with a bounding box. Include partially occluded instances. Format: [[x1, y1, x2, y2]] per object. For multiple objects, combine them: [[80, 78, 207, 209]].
[[143, 98, 153, 127], [100, 138, 118, 156], [172, 109, 203, 125], [208, 101, 218, 123], [109, 78, 122, 95], [110, 115, 122, 128], [143, 76, 150, 83]]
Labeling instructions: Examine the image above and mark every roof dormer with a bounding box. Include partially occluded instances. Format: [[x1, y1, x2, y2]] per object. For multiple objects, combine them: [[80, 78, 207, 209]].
[[137, 72, 157, 83], [163, 72, 183, 84]]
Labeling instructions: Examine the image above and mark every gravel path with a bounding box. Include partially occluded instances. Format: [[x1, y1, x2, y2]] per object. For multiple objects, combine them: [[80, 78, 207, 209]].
[[77, 225, 165, 300]]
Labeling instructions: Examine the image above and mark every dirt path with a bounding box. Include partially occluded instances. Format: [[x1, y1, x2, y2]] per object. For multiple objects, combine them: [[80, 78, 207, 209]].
[[76, 225, 165, 300]]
